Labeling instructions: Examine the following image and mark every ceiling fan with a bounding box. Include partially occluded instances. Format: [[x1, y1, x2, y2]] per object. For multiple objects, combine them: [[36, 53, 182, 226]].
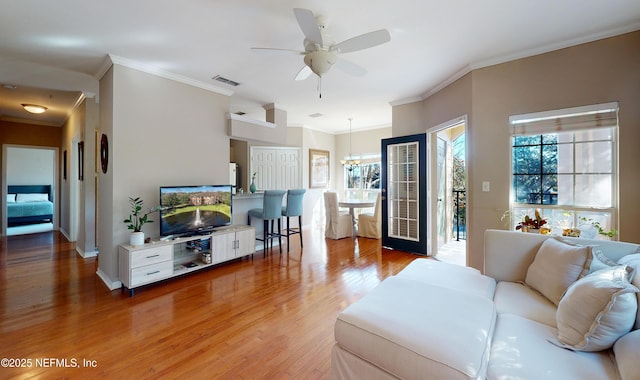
[[252, 8, 391, 82]]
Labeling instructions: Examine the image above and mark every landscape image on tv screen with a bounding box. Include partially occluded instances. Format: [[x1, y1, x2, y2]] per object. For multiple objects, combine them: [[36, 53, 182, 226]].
[[160, 185, 232, 236]]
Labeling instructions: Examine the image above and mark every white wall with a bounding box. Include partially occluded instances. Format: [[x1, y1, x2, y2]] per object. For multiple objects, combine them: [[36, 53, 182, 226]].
[[97, 64, 231, 289], [393, 30, 640, 271], [7, 147, 54, 185], [61, 98, 99, 256]]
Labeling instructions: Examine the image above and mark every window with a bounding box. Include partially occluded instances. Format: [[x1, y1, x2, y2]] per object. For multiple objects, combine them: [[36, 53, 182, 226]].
[[345, 162, 380, 190], [509, 103, 618, 238], [344, 155, 381, 201]]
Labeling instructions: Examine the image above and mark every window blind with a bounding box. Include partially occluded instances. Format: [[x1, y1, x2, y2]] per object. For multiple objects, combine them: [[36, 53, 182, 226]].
[[509, 102, 618, 136]]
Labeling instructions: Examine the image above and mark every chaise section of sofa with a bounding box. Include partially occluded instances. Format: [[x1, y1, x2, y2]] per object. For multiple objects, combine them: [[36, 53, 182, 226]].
[[331, 229, 640, 380], [333, 276, 496, 380]]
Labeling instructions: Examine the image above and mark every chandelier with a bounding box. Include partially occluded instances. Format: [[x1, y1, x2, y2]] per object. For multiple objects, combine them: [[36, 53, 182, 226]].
[[340, 118, 361, 170]]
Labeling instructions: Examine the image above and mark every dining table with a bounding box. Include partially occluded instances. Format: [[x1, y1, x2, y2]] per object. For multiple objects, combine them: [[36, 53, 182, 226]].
[[338, 199, 376, 236]]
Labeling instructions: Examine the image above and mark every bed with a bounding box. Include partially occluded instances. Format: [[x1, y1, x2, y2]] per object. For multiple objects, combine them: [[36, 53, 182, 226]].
[[7, 185, 53, 226]]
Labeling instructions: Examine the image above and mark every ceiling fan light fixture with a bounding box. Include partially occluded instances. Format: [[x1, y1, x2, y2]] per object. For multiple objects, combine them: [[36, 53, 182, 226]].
[[22, 103, 48, 114], [304, 50, 337, 77]]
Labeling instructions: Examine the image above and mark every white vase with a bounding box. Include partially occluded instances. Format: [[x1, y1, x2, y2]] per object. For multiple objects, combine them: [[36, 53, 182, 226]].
[[130, 231, 145, 246]]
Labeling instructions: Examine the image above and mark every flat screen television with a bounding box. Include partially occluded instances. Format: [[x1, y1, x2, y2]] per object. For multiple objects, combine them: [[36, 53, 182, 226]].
[[159, 185, 232, 237]]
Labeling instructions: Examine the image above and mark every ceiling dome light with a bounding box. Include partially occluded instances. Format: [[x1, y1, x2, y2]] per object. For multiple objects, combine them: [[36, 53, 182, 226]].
[[22, 104, 48, 114]]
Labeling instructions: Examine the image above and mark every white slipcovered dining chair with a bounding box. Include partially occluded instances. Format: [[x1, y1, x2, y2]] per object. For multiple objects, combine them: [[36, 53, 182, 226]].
[[323, 192, 352, 240], [357, 193, 382, 239]]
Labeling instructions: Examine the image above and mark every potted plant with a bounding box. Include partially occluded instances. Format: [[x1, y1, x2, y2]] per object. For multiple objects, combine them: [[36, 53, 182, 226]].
[[124, 197, 160, 246], [515, 209, 549, 233], [579, 217, 617, 239]]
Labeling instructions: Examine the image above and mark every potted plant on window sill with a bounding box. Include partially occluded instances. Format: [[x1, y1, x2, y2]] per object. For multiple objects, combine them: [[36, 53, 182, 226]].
[[124, 197, 160, 246], [579, 217, 617, 240], [516, 209, 550, 234]]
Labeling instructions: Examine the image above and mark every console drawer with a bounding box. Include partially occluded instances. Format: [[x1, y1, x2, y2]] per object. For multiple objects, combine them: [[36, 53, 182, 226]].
[[130, 245, 172, 268], [130, 261, 172, 286]]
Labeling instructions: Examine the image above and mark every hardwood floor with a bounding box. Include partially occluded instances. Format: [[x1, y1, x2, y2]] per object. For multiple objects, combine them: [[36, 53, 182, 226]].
[[0, 227, 418, 379]]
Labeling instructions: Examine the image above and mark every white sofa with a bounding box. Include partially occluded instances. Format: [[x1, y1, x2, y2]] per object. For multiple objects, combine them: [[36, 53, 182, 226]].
[[332, 229, 640, 379]]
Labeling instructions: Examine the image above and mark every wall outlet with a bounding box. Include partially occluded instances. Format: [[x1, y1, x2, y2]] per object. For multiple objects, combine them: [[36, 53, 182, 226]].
[[482, 181, 490, 192]]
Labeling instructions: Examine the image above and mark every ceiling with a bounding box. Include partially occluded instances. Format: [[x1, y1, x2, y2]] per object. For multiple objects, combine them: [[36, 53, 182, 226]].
[[1, 1, 639, 133]]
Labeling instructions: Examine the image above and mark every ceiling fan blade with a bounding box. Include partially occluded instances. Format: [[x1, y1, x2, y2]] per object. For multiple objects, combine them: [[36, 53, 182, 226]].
[[332, 29, 391, 54], [250, 47, 304, 55], [295, 65, 312, 81], [293, 8, 323, 45], [334, 57, 367, 77]]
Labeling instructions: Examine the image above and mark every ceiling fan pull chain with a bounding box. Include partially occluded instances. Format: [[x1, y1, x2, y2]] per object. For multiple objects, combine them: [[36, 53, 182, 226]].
[[318, 76, 322, 98]]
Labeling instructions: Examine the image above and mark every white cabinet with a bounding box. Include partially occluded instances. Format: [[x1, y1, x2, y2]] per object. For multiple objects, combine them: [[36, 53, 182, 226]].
[[119, 225, 255, 296], [250, 146, 301, 190], [234, 227, 255, 257], [211, 226, 256, 264]]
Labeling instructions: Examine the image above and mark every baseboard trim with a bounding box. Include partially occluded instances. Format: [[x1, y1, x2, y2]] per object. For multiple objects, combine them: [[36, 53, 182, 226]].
[[76, 246, 98, 258], [59, 228, 72, 241], [96, 268, 121, 291]]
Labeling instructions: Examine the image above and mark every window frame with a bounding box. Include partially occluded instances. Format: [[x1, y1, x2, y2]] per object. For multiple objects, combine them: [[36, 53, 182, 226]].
[[508, 103, 619, 239]]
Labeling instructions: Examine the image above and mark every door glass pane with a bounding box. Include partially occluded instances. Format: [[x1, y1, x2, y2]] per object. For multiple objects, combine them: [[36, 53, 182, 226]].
[[387, 141, 419, 241]]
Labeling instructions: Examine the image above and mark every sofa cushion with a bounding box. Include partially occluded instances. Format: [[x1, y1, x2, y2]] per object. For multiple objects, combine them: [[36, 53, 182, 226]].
[[618, 253, 640, 329], [396, 258, 496, 299], [555, 265, 638, 351], [335, 276, 496, 380], [493, 281, 557, 327], [525, 237, 592, 305], [613, 329, 640, 380], [489, 314, 619, 380]]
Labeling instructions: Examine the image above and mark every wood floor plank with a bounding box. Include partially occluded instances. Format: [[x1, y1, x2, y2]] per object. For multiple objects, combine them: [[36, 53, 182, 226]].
[[0, 227, 418, 379]]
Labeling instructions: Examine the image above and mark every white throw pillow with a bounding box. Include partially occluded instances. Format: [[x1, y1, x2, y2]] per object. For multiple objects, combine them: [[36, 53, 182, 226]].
[[618, 253, 640, 329], [589, 247, 618, 272], [613, 329, 640, 380], [525, 237, 592, 305], [16, 193, 49, 202], [7, 193, 16, 203], [555, 265, 638, 351]]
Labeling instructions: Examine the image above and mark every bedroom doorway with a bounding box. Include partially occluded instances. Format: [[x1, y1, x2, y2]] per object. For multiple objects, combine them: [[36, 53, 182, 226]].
[[2, 145, 58, 236]]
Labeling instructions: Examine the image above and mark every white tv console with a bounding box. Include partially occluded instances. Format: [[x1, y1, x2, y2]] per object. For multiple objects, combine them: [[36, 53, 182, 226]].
[[119, 225, 255, 296]]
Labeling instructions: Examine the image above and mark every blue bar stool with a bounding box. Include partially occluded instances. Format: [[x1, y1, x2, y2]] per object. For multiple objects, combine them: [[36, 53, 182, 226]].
[[248, 190, 286, 257], [281, 189, 306, 252]]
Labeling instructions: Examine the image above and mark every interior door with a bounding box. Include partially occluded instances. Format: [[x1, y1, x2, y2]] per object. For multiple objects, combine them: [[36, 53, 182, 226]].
[[381, 134, 427, 255], [436, 136, 447, 250]]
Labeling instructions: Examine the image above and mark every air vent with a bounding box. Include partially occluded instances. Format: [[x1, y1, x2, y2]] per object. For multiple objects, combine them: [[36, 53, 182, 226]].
[[309, 113, 323, 118], [212, 75, 240, 87]]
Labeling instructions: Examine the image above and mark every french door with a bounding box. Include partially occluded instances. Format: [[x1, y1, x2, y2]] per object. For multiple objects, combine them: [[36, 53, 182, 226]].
[[381, 134, 427, 255]]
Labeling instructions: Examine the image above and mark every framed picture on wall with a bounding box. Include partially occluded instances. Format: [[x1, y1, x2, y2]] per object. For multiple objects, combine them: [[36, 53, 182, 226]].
[[78, 141, 84, 181], [309, 149, 329, 188], [63, 150, 67, 180]]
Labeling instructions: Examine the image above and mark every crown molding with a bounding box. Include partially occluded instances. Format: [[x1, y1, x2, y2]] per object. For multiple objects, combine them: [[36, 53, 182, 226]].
[[395, 24, 640, 107], [105, 54, 234, 97]]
